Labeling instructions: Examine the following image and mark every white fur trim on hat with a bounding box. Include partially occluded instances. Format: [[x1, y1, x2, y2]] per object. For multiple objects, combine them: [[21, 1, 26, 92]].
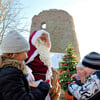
[[25, 50, 38, 64], [0, 30, 30, 53], [31, 29, 50, 46]]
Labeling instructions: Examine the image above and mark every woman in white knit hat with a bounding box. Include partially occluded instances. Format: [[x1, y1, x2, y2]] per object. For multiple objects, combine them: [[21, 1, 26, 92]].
[[0, 30, 50, 100]]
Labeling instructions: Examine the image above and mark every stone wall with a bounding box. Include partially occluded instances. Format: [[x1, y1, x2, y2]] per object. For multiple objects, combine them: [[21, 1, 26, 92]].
[[30, 9, 80, 60]]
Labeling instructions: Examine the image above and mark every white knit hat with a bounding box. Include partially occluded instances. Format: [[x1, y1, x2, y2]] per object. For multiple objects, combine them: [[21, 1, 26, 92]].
[[76, 62, 84, 68], [0, 30, 30, 53]]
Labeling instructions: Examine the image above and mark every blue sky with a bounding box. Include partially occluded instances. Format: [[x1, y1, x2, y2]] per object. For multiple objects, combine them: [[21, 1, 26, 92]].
[[21, 0, 85, 28], [20, 0, 100, 60]]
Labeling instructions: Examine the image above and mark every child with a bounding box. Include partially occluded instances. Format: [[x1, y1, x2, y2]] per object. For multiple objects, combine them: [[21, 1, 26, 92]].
[[71, 62, 86, 84], [0, 30, 50, 100]]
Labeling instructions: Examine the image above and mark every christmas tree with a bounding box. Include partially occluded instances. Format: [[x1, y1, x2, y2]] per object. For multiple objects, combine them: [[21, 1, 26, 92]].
[[58, 43, 79, 92]]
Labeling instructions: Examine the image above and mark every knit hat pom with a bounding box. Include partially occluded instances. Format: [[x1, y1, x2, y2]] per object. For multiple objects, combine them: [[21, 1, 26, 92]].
[[82, 52, 100, 70], [0, 30, 30, 53]]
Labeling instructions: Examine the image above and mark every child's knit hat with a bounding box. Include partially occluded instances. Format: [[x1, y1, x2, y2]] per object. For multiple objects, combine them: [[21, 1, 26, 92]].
[[76, 62, 84, 68]]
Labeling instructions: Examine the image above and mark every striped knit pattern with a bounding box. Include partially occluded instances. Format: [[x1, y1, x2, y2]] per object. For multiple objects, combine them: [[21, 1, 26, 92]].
[[82, 52, 100, 70]]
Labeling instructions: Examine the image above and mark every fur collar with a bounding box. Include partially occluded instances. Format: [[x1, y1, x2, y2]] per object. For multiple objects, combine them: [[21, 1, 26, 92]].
[[0, 55, 26, 74]]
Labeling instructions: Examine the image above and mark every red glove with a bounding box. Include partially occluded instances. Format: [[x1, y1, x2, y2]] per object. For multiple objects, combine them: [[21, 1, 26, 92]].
[[45, 79, 50, 83]]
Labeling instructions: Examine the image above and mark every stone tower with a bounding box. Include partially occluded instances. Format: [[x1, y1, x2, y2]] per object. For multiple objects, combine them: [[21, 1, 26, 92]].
[[30, 9, 80, 59]]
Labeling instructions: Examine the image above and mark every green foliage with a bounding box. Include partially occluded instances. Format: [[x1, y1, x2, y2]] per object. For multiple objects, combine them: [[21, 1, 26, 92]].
[[58, 43, 79, 91]]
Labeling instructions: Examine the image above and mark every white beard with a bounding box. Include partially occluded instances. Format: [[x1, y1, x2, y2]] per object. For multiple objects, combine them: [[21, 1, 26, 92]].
[[35, 38, 53, 88], [35, 38, 52, 67]]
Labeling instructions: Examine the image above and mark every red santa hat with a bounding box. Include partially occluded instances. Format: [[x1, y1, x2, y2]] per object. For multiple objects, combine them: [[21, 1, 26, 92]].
[[26, 29, 51, 64]]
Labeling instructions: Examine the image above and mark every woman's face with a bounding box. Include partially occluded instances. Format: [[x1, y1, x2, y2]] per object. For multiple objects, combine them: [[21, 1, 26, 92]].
[[13, 51, 28, 61]]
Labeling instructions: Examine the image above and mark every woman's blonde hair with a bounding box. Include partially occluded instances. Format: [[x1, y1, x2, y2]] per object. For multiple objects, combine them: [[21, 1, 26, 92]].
[[0, 54, 27, 74]]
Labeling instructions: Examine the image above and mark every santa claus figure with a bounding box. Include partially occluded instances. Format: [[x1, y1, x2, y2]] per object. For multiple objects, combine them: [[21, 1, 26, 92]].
[[25, 29, 60, 100]]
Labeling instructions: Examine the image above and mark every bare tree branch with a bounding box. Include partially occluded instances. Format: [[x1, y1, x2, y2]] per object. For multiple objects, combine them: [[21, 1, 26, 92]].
[[0, 0, 28, 44]]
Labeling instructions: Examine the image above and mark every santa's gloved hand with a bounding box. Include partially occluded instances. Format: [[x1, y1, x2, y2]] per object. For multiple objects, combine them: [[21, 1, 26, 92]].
[[29, 79, 43, 87], [26, 72, 43, 87], [26, 69, 35, 81], [45, 79, 50, 83]]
